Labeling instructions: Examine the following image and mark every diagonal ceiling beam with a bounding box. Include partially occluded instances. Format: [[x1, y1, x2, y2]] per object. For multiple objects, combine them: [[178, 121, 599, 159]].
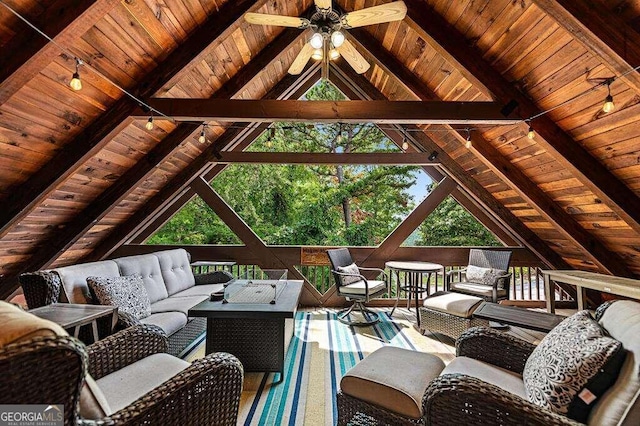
[[347, 27, 633, 277], [403, 0, 640, 235], [82, 66, 321, 264], [0, 0, 116, 105], [330, 60, 571, 271], [532, 0, 640, 95], [7, 28, 305, 271], [329, 68, 520, 246], [0, 0, 262, 240]]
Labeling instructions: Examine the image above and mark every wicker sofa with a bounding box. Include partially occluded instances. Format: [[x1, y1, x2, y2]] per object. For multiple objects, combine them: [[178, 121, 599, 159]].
[[19, 248, 232, 355]]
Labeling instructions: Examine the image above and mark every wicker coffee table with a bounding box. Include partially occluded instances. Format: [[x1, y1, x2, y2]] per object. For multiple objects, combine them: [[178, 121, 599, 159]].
[[188, 279, 303, 379]]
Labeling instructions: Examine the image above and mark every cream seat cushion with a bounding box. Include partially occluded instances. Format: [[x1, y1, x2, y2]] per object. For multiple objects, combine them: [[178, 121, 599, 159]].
[[96, 353, 190, 414], [440, 356, 527, 399], [340, 346, 445, 419], [423, 291, 483, 318], [340, 280, 386, 296]]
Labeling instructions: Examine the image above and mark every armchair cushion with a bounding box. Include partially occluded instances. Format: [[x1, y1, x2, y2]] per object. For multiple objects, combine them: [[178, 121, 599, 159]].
[[95, 353, 190, 414], [523, 310, 626, 422], [337, 263, 361, 285], [440, 356, 527, 399], [0, 301, 67, 347], [449, 282, 508, 299], [87, 274, 151, 320], [340, 280, 386, 296], [465, 265, 508, 289]]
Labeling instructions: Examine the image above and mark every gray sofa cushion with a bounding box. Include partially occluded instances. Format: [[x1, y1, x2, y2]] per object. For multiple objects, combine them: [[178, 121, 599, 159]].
[[590, 301, 640, 426], [150, 296, 207, 316], [96, 353, 189, 414], [114, 254, 168, 303], [139, 312, 187, 336], [87, 274, 151, 319], [155, 249, 195, 296], [172, 283, 225, 298], [55, 260, 120, 304]]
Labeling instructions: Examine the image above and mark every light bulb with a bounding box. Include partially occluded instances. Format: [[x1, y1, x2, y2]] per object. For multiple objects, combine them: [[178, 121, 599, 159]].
[[311, 49, 323, 60], [603, 95, 614, 113], [266, 139, 272, 148], [145, 117, 154, 130], [331, 31, 345, 48], [310, 32, 324, 49], [329, 49, 340, 61], [465, 139, 472, 149], [69, 72, 82, 91], [198, 129, 206, 144], [402, 141, 409, 150], [527, 126, 535, 139]]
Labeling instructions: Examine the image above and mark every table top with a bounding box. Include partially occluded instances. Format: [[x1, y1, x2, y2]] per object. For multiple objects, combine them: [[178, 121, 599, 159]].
[[473, 302, 565, 333], [189, 280, 303, 319], [385, 261, 443, 272], [29, 303, 117, 328], [191, 261, 237, 267], [542, 270, 640, 296]]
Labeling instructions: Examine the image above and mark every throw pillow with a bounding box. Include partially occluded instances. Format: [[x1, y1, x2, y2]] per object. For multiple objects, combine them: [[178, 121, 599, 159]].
[[523, 310, 626, 422], [337, 263, 362, 285], [87, 274, 151, 320], [465, 265, 508, 289]]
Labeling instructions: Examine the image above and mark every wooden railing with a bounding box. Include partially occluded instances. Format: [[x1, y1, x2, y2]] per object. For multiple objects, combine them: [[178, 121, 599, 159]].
[[114, 245, 572, 304], [204, 263, 572, 302]]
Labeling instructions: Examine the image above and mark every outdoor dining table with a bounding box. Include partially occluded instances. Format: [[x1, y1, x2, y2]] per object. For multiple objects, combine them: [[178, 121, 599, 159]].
[[385, 261, 445, 327]]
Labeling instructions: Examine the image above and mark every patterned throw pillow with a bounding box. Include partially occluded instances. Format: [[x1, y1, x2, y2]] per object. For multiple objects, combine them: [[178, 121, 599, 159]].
[[87, 274, 151, 320], [523, 310, 625, 422], [465, 265, 508, 289], [337, 263, 362, 285]]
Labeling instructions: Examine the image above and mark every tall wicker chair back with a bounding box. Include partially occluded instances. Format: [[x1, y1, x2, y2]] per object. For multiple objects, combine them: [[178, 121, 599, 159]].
[[327, 248, 389, 326], [0, 336, 86, 426], [447, 249, 513, 302]]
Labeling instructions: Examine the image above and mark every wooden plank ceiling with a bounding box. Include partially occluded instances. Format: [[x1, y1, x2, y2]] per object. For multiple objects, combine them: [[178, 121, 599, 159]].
[[1, 0, 640, 298]]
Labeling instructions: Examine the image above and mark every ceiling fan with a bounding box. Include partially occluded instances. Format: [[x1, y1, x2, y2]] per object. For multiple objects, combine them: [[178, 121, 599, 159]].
[[244, 1, 407, 77]]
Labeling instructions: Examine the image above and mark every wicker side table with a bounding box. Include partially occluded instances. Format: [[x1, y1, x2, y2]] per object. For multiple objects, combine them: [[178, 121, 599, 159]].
[[418, 291, 488, 339]]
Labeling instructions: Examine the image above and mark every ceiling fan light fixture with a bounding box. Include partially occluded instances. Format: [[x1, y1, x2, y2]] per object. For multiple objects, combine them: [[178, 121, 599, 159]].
[[311, 49, 323, 60], [331, 30, 345, 48], [329, 48, 340, 60], [310, 32, 324, 49]]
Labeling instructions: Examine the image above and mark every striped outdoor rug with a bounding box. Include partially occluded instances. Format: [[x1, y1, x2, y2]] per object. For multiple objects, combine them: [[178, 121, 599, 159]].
[[184, 309, 455, 425]]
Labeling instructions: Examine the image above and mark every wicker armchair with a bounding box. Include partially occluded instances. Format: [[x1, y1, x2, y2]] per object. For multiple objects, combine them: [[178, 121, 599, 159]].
[[1, 323, 243, 426], [338, 300, 640, 425], [446, 249, 513, 302]]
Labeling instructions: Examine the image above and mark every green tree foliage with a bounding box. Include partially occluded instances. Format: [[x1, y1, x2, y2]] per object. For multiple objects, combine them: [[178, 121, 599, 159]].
[[416, 193, 500, 246], [148, 81, 500, 248]]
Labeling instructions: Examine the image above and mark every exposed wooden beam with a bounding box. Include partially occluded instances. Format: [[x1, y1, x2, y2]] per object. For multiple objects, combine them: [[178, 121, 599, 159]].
[[0, 0, 116, 104], [192, 176, 322, 304], [363, 177, 457, 265], [0, 0, 262, 240], [329, 66, 520, 247], [82, 67, 321, 263], [404, 0, 640, 235], [136, 99, 521, 124], [216, 151, 438, 165], [532, 0, 640, 95], [330, 60, 571, 271], [345, 28, 633, 277]]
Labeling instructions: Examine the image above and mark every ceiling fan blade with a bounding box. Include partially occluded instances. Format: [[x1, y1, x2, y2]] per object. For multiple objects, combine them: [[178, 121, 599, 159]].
[[337, 39, 370, 74], [288, 43, 315, 75], [314, 0, 332, 9], [244, 12, 309, 28], [341, 1, 407, 28]]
